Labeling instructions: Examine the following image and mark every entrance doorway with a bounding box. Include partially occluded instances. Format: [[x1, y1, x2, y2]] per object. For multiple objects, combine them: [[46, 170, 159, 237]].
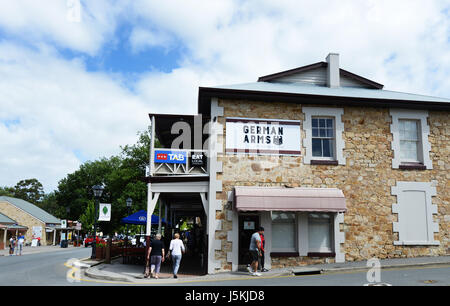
[[160, 193, 208, 276], [238, 214, 260, 266]]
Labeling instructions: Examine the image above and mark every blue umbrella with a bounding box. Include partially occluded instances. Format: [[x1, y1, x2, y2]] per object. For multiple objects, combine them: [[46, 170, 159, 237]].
[[120, 210, 168, 225]]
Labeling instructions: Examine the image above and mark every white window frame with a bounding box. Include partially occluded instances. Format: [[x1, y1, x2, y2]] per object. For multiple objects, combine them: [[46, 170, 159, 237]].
[[391, 182, 439, 246], [270, 211, 297, 253], [311, 116, 335, 160], [390, 109, 432, 169], [303, 107, 345, 165]]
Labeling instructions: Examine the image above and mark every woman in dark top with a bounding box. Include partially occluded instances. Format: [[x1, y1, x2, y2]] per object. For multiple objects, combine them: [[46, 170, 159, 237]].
[[146, 233, 165, 279]]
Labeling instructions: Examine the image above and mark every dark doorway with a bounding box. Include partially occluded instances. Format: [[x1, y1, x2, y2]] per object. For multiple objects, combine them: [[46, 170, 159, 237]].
[[160, 193, 207, 276], [238, 214, 260, 266]]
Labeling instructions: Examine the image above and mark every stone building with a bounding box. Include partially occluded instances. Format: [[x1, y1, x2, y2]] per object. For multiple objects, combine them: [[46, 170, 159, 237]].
[[0, 196, 61, 246], [146, 53, 449, 274]]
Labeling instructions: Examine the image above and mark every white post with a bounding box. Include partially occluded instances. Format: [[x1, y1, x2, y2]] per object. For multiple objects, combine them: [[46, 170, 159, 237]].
[[158, 198, 162, 234], [53, 229, 56, 246], [146, 188, 160, 236]]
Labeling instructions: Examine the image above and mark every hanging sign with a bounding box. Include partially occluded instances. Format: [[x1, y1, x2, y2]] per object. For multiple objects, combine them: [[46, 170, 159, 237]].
[[190, 152, 205, 167], [98, 203, 111, 221], [61, 220, 67, 229], [225, 118, 301, 155], [154, 150, 187, 164]]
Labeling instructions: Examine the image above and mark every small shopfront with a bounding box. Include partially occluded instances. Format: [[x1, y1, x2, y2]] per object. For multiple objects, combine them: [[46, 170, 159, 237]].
[[233, 186, 346, 270]]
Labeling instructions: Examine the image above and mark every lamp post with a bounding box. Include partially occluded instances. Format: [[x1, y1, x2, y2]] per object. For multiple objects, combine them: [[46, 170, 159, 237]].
[[91, 184, 104, 259], [126, 197, 132, 248]]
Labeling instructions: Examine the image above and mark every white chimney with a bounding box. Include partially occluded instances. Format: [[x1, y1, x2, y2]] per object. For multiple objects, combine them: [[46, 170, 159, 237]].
[[326, 53, 340, 88]]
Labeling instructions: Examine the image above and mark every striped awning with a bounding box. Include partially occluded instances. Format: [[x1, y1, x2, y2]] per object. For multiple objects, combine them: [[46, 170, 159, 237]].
[[234, 186, 346, 212]]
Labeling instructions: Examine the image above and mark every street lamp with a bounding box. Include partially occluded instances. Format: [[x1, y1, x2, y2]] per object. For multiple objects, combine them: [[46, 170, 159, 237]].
[[91, 184, 104, 259], [126, 197, 132, 248]]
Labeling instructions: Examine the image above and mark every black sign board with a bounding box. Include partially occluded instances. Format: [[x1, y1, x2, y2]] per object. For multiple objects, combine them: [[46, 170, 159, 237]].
[[190, 152, 205, 167]]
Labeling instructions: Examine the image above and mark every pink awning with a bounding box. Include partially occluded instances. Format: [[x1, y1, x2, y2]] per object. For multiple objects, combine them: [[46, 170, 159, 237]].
[[234, 186, 346, 212]]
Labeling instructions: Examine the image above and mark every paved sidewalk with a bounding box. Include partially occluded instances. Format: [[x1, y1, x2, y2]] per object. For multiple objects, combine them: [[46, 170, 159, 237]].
[[0, 244, 83, 256], [75, 255, 450, 284]]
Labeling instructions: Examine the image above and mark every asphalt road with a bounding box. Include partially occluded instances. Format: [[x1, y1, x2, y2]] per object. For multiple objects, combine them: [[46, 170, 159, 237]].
[[1, 248, 448, 287], [0, 247, 91, 286]]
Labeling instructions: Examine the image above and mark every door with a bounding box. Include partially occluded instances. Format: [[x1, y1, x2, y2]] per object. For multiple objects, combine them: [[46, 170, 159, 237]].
[[238, 215, 260, 265]]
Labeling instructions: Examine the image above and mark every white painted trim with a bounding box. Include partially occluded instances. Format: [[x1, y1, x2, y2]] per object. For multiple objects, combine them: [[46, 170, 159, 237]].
[[389, 109, 432, 169], [146, 188, 160, 236], [260, 211, 272, 270], [334, 212, 345, 262], [391, 181, 439, 246], [302, 107, 345, 165], [298, 213, 308, 256], [151, 181, 209, 193], [207, 97, 224, 273]]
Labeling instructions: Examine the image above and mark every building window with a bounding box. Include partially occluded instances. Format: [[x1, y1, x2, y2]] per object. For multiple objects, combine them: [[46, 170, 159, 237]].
[[390, 109, 432, 169], [312, 117, 335, 159], [308, 213, 333, 253], [271, 212, 296, 252], [303, 107, 345, 165], [392, 182, 439, 245], [399, 119, 421, 162]]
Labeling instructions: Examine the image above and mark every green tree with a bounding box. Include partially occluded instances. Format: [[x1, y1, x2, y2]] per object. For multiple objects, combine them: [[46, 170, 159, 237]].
[[79, 200, 95, 233], [0, 186, 14, 197], [13, 178, 45, 204], [54, 127, 158, 234]]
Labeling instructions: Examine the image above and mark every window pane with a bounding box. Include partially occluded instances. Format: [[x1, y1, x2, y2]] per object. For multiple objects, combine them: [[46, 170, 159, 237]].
[[400, 141, 418, 160], [322, 139, 333, 157], [272, 212, 296, 250], [308, 213, 331, 252], [319, 119, 326, 128], [326, 128, 334, 138], [312, 139, 322, 157], [272, 223, 295, 250], [272, 212, 296, 221], [312, 128, 318, 137], [326, 119, 333, 128], [312, 118, 318, 128], [319, 128, 326, 137]]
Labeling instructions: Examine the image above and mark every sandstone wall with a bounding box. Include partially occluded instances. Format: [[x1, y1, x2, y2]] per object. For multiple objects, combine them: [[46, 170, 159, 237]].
[[214, 99, 449, 270], [0, 200, 47, 246]]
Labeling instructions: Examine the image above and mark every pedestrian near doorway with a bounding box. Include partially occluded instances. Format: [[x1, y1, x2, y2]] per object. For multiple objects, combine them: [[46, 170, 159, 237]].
[[248, 227, 264, 276], [169, 233, 185, 278], [16, 235, 24, 256], [258, 229, 268, 272], [145, 233, 165, 279], [9, 236, 15, 256]]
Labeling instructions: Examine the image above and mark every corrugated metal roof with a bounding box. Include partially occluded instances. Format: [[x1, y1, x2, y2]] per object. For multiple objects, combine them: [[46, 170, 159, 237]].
[[213, 82, 450, 104], [0, 212, 16, 224], [0, 196, 61, 224]]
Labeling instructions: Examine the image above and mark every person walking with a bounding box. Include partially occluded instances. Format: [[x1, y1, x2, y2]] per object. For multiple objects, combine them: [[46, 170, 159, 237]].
[[9, 236, 15, 256], [169, 233, 185, 278], [145, 233, 165, 279], [248, 227, 264, 276], [16, 234, 24, 256], [258, 229, 269, 272]]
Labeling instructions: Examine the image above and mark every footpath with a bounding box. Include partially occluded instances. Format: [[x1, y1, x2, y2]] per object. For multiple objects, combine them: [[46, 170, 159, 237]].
[[0, 244, 80, 256], [70, 255, 450, 284]]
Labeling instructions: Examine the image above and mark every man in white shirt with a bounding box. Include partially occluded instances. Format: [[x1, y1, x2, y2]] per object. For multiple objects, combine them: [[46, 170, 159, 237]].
[[16, 235, 25, 256], [169, 233, 185, 278]]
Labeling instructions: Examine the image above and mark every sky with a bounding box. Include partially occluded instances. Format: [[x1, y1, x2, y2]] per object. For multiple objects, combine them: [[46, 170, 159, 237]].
[[0, 0, 449, 193]]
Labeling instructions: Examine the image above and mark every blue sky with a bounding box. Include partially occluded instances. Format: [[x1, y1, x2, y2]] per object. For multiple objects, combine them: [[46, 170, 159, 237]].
[[0, 0, 449, 192]]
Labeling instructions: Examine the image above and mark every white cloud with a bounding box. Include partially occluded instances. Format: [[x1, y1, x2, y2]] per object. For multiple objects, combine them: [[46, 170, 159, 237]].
[[0, 42, 149, 192], [0, 0, 449, 192], [0, 0, 127, 55]]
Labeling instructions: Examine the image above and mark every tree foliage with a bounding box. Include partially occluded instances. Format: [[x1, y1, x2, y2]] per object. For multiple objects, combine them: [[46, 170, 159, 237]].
[[54, 127, 157, 234], [1, 127, 158, 235]]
